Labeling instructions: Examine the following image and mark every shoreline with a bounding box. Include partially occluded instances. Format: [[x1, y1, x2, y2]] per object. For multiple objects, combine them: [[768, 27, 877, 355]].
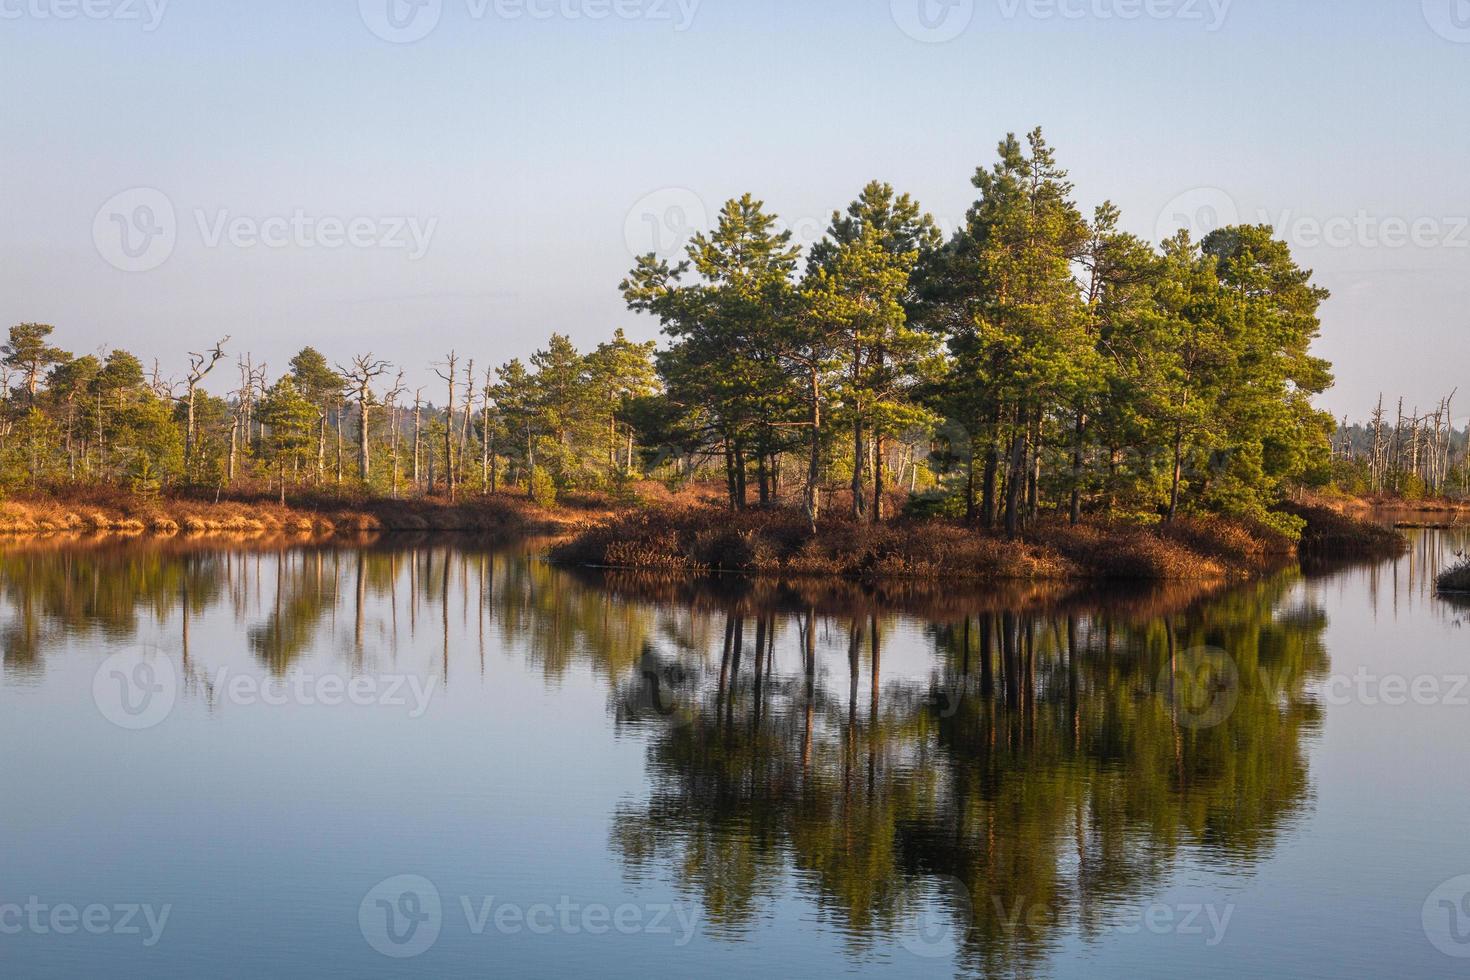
[[0, 490, 1410, 584], [0, 489, 585, 540]]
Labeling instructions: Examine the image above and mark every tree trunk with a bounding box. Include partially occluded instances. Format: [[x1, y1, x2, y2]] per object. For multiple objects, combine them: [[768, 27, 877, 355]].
[[228, 416, 238, 483], [851, 418, 867, 521], [982, 434, 1000, 530], [725, 444, 738, 511], [737, 445, 748, 508], [1069, 409, 1086, 525], [482, 403, 491, 493], [1026, 415, 1040, 523], [1003, 411, 1028, 541], [412, 404, 422, 492], [184, 386, 197, 466], [806, 369, 822, 532], [1168, 422, 1184, 523], [757, 450, 770, 508], [444, 390, 456, 502], [390, 406, 401, 498], [964, 444, 977, 524], [317, 412, 327, 485], [987, 426, 999, 528], [525, 424, 536, 496], [872, 432, 885, 522], [357, 399, 370, 481]]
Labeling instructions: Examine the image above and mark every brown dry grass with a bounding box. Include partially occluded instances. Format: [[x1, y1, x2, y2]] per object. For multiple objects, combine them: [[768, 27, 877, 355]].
[[0, 487, 585, 541]]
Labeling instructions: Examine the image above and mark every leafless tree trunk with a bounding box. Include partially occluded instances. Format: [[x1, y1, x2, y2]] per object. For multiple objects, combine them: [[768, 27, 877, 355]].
[[435, 353, 459, 501], [337, 354, 391, 482], [180, 337, 228, 469], [386, 372, 405, 499], [412, 390, 423, 493]]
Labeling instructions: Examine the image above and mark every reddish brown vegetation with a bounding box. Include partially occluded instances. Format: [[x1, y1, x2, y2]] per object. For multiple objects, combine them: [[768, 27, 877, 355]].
[[1277, 500, 1409, 559], [551, 506, 1303, 582], [0, 486, 584, 539]]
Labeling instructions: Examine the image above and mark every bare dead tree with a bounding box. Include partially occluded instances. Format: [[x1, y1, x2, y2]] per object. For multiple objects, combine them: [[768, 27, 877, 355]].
[[435, 353, 459, 501], [180, 337, 229, 466], [385, 371, 406, 498], [459, 358, 475, 462], [481, 364, 496, 494], [412, 388, 424, 493], [337, 355, 392, 482], [1369, 395, 1386, 493]]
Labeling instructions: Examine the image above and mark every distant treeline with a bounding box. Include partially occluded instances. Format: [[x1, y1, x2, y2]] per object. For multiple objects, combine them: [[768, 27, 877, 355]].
[[3, 129, 1343, 536], [1331, 394, 1470, 499]]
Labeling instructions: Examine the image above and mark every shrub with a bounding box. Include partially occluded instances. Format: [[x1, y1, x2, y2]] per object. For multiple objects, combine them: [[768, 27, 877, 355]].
[[1437, 559, 1470, 594], [550, 506, 1294, 582], [528, 468, 558, 508]]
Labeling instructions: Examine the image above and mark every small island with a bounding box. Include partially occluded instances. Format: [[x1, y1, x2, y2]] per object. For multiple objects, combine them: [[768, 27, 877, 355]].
[[0, 131, 1432, 580]]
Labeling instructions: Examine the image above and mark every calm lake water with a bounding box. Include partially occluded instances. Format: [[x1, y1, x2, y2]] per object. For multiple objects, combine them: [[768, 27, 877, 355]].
[[2, 530, 1469, 978]]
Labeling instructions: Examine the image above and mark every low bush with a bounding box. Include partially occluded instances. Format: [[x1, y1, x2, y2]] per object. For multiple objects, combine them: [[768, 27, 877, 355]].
[[551, 506, 1296, 582], [1437, 559, 1470, 594]]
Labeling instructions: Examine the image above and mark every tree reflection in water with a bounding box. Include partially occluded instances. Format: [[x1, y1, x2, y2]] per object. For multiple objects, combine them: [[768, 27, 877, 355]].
[[601, 573, 1328, 975], [0, 536, 1339, 975]]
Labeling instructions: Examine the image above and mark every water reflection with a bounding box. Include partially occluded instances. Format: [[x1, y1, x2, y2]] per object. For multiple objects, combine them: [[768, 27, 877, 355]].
[[3, 535, 1449, 975]]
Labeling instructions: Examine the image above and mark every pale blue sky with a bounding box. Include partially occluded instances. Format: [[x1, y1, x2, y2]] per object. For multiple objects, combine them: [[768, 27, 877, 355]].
[[2, 0, 1468, 417]]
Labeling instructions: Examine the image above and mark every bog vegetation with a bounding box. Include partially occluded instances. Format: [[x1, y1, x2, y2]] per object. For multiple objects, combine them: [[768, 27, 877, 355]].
[[3, 130, 1363, 540]]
